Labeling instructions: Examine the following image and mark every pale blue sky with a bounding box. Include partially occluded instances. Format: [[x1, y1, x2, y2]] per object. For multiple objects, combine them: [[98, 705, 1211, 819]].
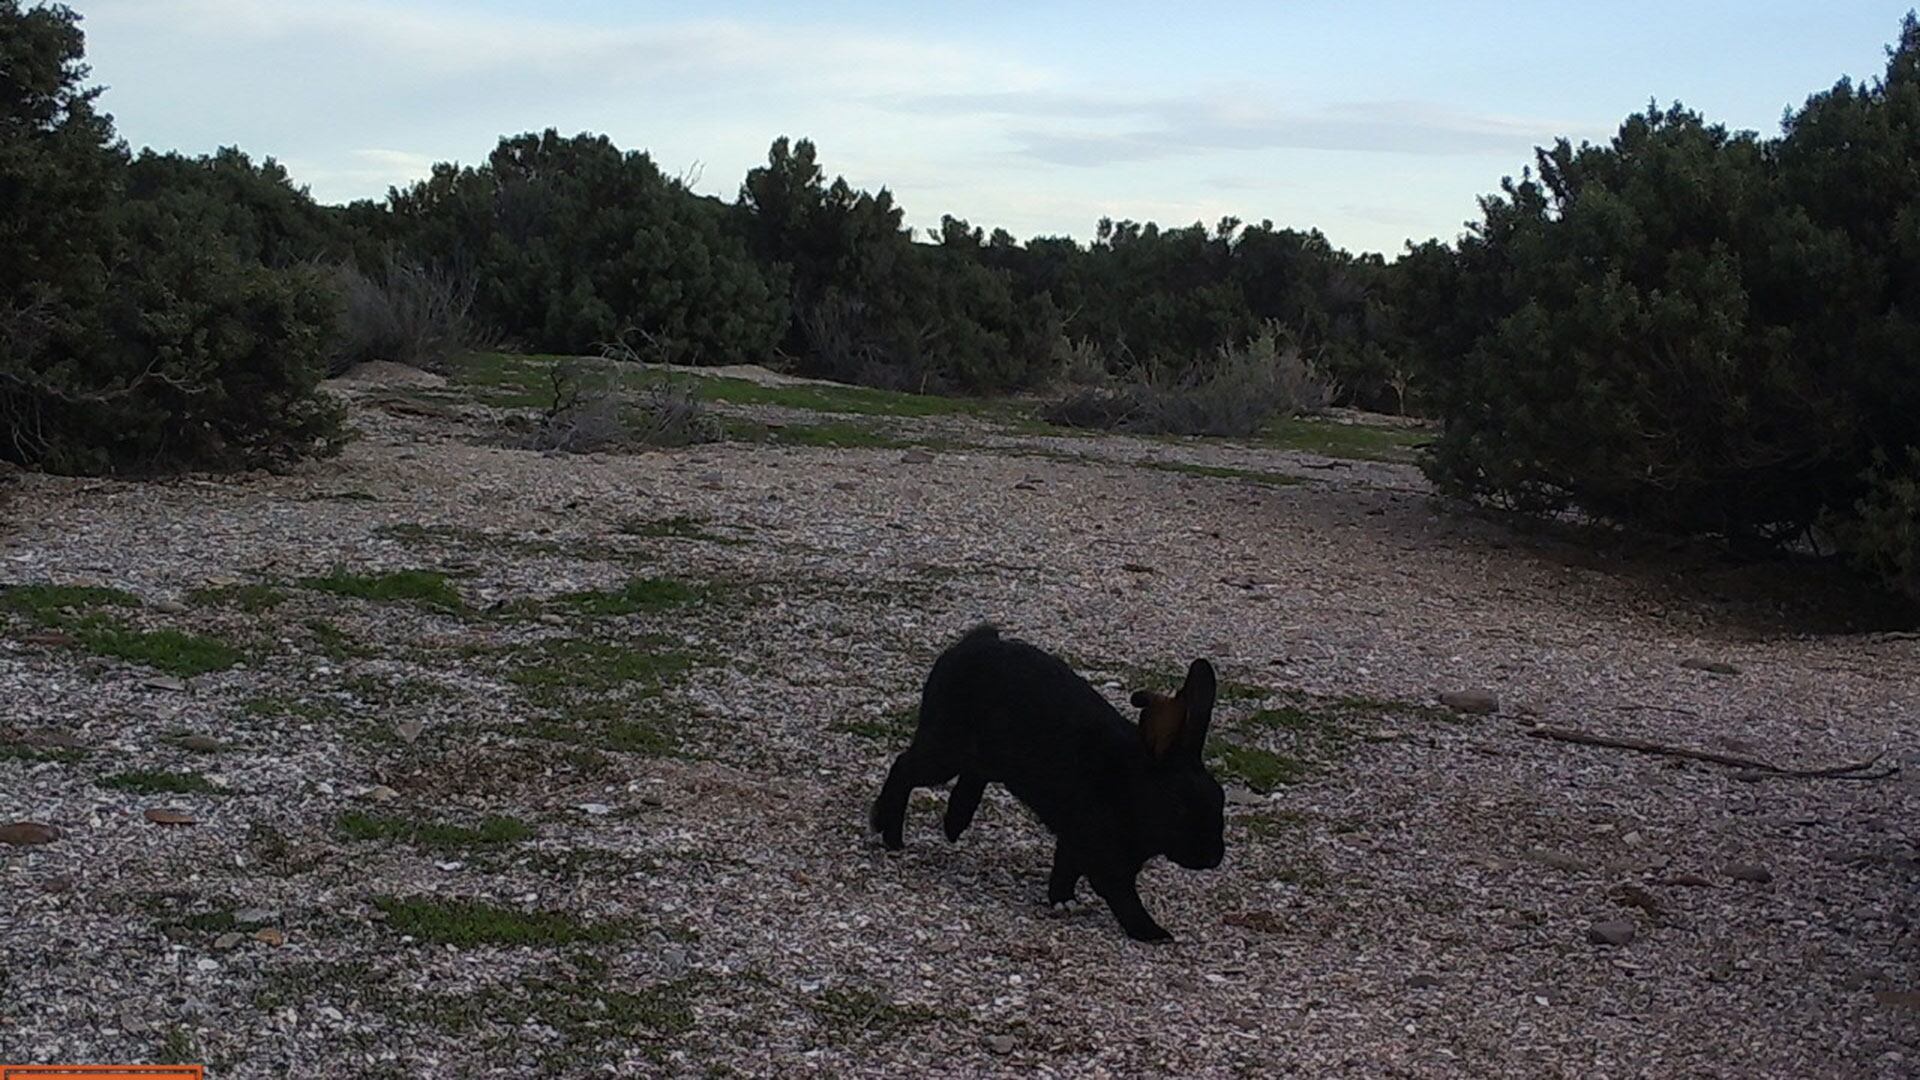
[[76, 1, 1911, 254]]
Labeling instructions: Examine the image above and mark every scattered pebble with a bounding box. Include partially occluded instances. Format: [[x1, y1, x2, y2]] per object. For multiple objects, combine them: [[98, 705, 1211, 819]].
[[1588, 919, 1637, 947]]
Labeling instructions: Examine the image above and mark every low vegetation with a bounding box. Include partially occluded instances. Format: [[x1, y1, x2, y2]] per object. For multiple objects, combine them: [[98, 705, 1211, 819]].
[[299, 569, 466, 612]]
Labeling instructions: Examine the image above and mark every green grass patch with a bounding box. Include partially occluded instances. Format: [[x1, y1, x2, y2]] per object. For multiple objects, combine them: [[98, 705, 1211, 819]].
[[807, 984, 943, 1040], [1209, 743, 1311, 792], [155, 1025, 201, 1065], [1241, 810, 1311, 840], [301, 568, 465, 612], [188, 583, 287, 613], [0, 583, 140, 623], [1246, 704, 1338, 734], [446, 352, 576, 409], [337, 811, 532, 848], [1142, 459, 1303, 487], [515, 971, 707, 1042], [602, 718, 678, 756], [0, 742, 86, 765], [78, 622, 243, 676], [507, 636, 692, 694], [0, 586, 235, 675], [1212, 690, 1452, 791], [1255, 416, 1428, 462], [617, 514, 743, 545], [340, 675, 445, 707], [101, 769, 218, 795], [303, 617, 375, 660], [554, 576, 709, 617], [694, 375, 994, 418], [523, 702, 683, 758], [374, 896, 631, 947]]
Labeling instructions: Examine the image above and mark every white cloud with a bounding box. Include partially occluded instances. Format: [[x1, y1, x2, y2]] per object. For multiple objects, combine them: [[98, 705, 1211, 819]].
[[85, 0, 1044, 94], [76, 0, 1580, 252]]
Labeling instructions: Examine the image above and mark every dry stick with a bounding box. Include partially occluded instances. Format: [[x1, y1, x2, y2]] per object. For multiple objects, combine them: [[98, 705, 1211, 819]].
[[1612, 703, 1703, 718], [1524, 725, 1891, 779]]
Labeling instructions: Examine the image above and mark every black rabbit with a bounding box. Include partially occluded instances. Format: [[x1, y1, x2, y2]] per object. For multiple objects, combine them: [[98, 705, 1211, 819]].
[[870, 624, 1226, 942]]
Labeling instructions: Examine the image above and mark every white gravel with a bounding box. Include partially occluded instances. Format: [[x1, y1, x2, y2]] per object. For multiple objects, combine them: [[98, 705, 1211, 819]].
[[1, 374, 1916, 1077]]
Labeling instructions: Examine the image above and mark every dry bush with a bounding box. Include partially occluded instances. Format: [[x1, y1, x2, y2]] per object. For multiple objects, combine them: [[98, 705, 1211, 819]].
[[329, 257, 487, 376], [1042, 323, 1333, 437], [527, 360, 721, 453]]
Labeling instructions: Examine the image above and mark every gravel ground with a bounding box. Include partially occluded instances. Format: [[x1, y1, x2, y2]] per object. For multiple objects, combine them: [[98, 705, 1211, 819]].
[[2, 372, 1917, 1078]]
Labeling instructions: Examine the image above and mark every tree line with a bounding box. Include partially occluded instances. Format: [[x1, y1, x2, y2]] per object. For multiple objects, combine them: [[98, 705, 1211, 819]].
[[2, 1, 1914, 604]]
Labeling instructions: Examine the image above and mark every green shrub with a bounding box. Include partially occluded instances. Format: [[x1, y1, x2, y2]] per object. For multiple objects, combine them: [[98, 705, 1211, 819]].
[[388, 129, 786, 364], [0, 2, 344, 475], [1411, 17, 1920, 603], [1836, 449, 1920, 602]]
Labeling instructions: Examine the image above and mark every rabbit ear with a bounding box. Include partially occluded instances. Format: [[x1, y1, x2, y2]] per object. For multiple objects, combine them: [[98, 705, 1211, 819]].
[[1176, 659, 1217, 759], [1133, 689, 1184, 759]]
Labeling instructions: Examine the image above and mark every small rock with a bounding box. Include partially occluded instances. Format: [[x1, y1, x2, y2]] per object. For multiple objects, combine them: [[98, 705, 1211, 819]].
[[1662, 872, 1715, 888], [1874, 990, 1920, 1011], [660, 945, 688, 976], [1404, 974, 1443, 990], [1225, 787, 1266, 807], [153, 599, 190, 615], [537, 613, 565, 627], [1438, 688, 1499, 715], [394, 720, 424, 745], [576, 803, 614, 816], [196, 958, 220, 973], [0, 821, 60, 846], [1681, 657, 1741, 675], [363, 785, 399, 803], [213, 932, 245, 951], [176, 734, 225, 753], [21, 630, 77, 647], [1588, 919, 1636, 946], [254, 928, 287, 947], [831, 480, 858, 492], [1727, 863, 1774, 884], [143, 808, 197, 826], [142, 676, 189, 693], [24, 729, 86, 749], [1122, 563, 1155, 574], [987, 1035, 1017, 1055], [40, 875, 75, 894], [900, 449, 936, 464], [233, 907, 276, 925]]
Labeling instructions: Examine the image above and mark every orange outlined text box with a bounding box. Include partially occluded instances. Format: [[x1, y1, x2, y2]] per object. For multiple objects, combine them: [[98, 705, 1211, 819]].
[[1, 1060, 203, 1068], [2, 1069, 203, 1079]]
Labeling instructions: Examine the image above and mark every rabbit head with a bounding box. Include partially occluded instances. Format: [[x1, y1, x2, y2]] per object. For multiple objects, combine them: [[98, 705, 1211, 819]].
[[1130, 658, 1226, 871]]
